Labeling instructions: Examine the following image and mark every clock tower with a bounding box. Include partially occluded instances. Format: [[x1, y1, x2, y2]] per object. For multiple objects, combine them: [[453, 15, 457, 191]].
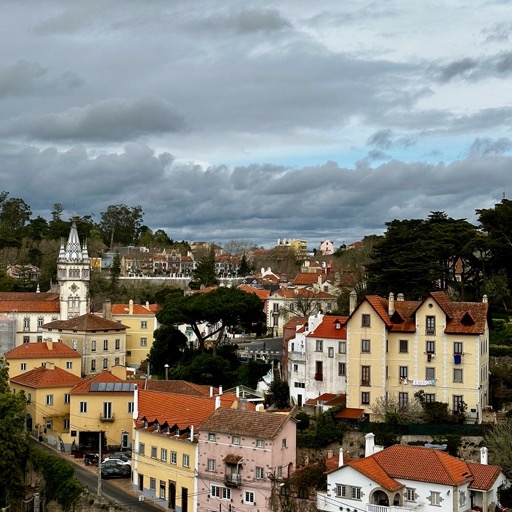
[[58, 217, 90, 319]]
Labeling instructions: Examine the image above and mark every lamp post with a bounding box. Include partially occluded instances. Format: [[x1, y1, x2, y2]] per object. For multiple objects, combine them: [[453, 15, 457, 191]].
[[164, 364, 169, 381], [98, 431, 102, 496]]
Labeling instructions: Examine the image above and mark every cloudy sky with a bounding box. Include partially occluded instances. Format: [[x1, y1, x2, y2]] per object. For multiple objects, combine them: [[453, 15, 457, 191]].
[[1, 1, 512, 249]]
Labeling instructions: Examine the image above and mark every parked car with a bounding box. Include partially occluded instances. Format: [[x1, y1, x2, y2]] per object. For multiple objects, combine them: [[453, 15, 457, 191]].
[[84, 453, 99, 466], [101, 464, 131, 480], [102, 452, 131, 466]]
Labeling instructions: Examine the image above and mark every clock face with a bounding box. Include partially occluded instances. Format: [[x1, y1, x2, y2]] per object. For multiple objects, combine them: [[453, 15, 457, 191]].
[[70, 284, 78, 293]]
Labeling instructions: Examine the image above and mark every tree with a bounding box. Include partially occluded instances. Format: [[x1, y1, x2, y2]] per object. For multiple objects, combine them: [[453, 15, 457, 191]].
[[484, 421, 512, 477], [269, 379, 290, 409], [483, 269, 511, 310], [371, 395, 423, 425], [157, 287, 265, 353], [170, 353, 236, 386], [237, 253, 252, 276], [0, 196, 32, 247], [222, 239, 255, 256], [0, 358, 30, 508], [189, 248, 218, 290], [99, 204, 144, 248], [148, 325, 189, 376]]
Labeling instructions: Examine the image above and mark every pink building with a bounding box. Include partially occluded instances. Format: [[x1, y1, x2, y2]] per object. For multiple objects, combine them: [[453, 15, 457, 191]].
[[197, 407, 297, 511]]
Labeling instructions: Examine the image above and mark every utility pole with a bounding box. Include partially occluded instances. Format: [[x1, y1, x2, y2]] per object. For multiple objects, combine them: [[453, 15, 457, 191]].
[[98, 431, 102, 496]]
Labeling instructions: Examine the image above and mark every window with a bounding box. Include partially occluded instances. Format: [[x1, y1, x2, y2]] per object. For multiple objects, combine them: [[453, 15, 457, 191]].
[[256, 439, 264, 449], [399, 339, 408, 353], [90, 359, 96, 371], [66, 361, 73, 369], [361, 392, 370, 405], [338, 362, 346, 376], [23, 336, 29, 343], [207, 459, 216, 472], [115, 338, 120, 350], [63, 418, 70, 430], [128, 402, 134, 413], [459, 490, 467, 507], [37, 336, 42, 342], [27, 393, 31, 403], [426, 367, 435, 381], [454, 368, 463, 383], [244, 491, 255, 504], [150, 478, 156, 491], [280, 484, 289, 496], [102, 402, 112, 419], [361, 365, 371, 386], [72, 339, 78, 350], [20, 363, 26, 371], [183, 454, 190, 467], [23, 317, 30, 331], [211, 486, 231, 500], [293, 364, 298, 372], [351, 487, 362, 500], [37, 316, 44, 329], [159, 481, 166, 499], [405, 488, 416, 501], [170, 451, 177, 464], [430, 491, 441, 506], [103, 339, 108, 351], [298, 487, 308, 499], [64, 393, 70, 404], [339, 341, 346, 354], [91, 340, 96, 352], [315, 361, 323, 381], [277, 466, 283, 478], [232, 435, 240, 445], [426, 340, 436, 354], [398, 392, 408, 409], [80, 401, 87, 413], [140, 337, 147, 347], [141, 321, 147, 329], [139, 443, 145, 456], [46, 394, 54, 406], [335, 484, 345, 497], [425, 393, 436, 402], [361, 339, 371, 353], [453, 395, 464, 415], [426, 316, 436, 335], [328, 346, 334, 358], [151, 446, 157, 459], [282, 438, 287, 448], [362, 314, 371, 327], [454, 342, 463, 355], [161, 448, 167, 462], [294, 382, 305, 388], [399, 366, 408, 379], [103, 358, 108, 369], [315, 339, 323, 352], [256, 466, 265, 480], [208, 432, 216, 442], [114, 357, 120, 365]]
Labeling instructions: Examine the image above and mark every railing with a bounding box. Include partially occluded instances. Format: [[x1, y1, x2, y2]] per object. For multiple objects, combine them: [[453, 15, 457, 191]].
[[367, 503, 424, 512], [100, 414, 115, 422], [224, 474, 242, 487]]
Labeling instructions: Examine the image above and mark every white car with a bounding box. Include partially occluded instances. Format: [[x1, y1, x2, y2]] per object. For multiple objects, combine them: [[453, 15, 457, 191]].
[[102, 452, 131, 466]]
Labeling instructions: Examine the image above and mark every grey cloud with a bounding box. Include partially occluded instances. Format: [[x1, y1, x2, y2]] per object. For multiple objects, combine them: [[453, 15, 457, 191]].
[[468, 137, 512, 156], [367, 129, 394, 149], [4, 97, 187, 142], [438, 58, 478, 82], [482, 22, 512, 43], [0, 61, 47, 97]]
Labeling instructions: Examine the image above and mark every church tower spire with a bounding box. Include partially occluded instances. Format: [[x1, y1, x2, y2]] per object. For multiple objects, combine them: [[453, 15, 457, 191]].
[[57, 214, 90, 319]]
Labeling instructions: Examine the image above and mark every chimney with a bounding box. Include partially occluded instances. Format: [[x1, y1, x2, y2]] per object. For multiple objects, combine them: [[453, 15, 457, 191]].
[[189, 425, 194, 442], [215, 395, 221, 410], [146, 301, 150, 309], [104, 300, 112, 320], [219, 385, 223, 395], [236, 386, 240, 398], [46, 339, 53, 351], [365, 432, 375, 457], [480, 447, 488, 465], [483, 295, 488, 303], [209, 386, 213, 398], [256, 403, 265, 412], [349, 290, 357, 314], [339, 447, 344, 467], [397, 293, 404, 301], [44, 362, 55, 370], [133, 383, 139, 420], [129, 299, 134, 315], [388, 292, 395, 315]]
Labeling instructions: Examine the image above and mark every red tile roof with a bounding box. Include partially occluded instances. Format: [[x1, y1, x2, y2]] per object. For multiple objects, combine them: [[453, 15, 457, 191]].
[[0, 292, 59, 301], [0, 298, 60, 313], [336, 408, 365, 420], [43, 313, 128, 331], [467, 462, 503, 490], [10, 365, 84, 388], [70, 370, 127, 394], [5, 341, 81, 360], [137, 389, 238, 429], [145, 380, 218, 396], [111, 304, 155, 316], [273, 289, 335, 300], [307, 315, 347, 339], [292, 273, 321, 286], [238, 284, 270, 301]]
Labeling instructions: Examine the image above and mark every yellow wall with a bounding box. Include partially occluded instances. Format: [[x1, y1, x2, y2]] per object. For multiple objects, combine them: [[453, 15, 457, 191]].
[[133, 429, 197, 512], [7, 355, 82, 381]]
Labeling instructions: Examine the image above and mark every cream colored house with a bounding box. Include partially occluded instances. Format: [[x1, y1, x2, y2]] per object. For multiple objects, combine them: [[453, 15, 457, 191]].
[[41, 313, 128, 377], [9, 363, 84, 448], [68, 367, 135, 452], [107, 300, 158, 367], [132, 388, 239, 511], [345, 291, 489, 422], [4, 339, 82, 380]]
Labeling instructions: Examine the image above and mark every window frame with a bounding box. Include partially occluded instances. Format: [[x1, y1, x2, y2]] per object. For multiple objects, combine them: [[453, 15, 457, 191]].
[[399, 339, 408, 353], [361, 314, 371, 327], [453, 368, 463, 383], [361, 339, 371, 353]]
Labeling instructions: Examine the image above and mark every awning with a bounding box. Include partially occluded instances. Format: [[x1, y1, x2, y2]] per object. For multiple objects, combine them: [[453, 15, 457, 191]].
[[336, 408, 365, 420], [223, 454, 243, 464]]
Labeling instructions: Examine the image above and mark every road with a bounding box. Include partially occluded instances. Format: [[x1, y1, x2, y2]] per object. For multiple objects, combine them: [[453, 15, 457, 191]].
[[30, 439, 163, 511]]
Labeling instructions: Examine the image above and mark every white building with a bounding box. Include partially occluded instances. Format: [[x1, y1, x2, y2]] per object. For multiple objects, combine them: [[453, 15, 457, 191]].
[[318, 433, 508, 512]]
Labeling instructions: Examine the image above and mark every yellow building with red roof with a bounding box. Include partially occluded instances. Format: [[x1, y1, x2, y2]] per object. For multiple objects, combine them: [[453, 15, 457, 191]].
[[132, 388, 240, 510], [9, 363, 84, 448], [4, 339, 82, 380]]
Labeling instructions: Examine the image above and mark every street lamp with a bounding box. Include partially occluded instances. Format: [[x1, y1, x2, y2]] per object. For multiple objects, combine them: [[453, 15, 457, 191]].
[[164, 364, 169, 380]]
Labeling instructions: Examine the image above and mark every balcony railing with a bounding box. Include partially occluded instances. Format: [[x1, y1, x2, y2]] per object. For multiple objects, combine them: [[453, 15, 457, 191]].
[[367, 503, 424, 512], [224, 474, 242, 488], [100, 414, 115, 422]]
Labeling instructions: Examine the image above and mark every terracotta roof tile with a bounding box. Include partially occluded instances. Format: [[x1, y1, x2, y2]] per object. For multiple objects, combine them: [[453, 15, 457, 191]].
[[292, 273, 322, 285], [467, 463, 502, 490], [198, 407, 291, 439], [145, 380, 218, 396], [238, 284, 270, 301], [43, 313, 129, 331], [5, 341, 81, 360], [306, 315, 347, 339], [10, 365, 84, 388], [70, 370, 127, 394], [137, 389, 238, 429], [336, 408, 364, 420], [0, 292, 59, 301], [349, 456, 403, 492], [111, 304, 155, 316], [0, 299, 60, 313]]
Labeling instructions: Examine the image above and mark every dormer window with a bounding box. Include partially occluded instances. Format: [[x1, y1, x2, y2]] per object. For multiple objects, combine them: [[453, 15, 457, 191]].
[[208, 433, 216, 442], [334, 319, 342, 330]]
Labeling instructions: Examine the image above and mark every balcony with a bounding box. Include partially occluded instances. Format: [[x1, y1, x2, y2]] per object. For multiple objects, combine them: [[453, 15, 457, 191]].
[[224, 474, 242, 488], [361, 380, 371, 387], [100, 414, 115, 422], [367, 504, 424, 512]]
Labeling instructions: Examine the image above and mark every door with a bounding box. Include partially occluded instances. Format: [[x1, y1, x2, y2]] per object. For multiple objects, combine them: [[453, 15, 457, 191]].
[[181, 487, 188, 512], [138, 474, 144, 491], [168, 481, 176, 509]]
